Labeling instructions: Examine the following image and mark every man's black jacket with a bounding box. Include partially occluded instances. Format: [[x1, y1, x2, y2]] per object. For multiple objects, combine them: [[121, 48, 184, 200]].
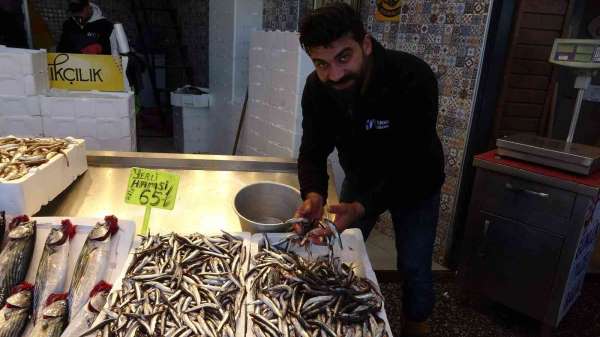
[[57, 17, 113, 54], [298, 38, 445, 215]]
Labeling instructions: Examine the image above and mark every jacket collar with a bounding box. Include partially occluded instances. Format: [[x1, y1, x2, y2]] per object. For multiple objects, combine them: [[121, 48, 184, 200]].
[[362, 37, 389, 98]]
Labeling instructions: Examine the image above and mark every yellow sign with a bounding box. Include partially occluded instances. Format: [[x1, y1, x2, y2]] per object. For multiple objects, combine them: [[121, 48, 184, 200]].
[[48, 52, 125, 92], [375, 0, 402, 22], [125, 168, 180, 210]]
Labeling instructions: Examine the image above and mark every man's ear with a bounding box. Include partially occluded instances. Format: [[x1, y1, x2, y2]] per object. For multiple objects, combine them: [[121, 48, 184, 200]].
[[362, 34, 373, 56]]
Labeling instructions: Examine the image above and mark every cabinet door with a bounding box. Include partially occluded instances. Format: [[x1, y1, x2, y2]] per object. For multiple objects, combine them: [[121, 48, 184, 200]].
[[473, 211, 565, 320]]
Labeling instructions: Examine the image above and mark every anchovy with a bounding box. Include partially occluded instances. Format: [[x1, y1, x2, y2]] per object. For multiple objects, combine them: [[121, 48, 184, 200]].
[[68, 215, 119, 321], [0, 217, 36, 308], [33, 220, 76, 324], [60, 281, 112, 337], [0, 137, 76, 181], [248, 234, 388, 337], [0, 283, 33, 337], [30, 293, 69, 337], [86, 231, 247, 337]]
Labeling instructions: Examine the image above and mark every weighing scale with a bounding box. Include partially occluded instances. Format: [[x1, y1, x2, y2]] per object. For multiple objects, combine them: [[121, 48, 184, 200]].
[[497, 38, 600, 175]]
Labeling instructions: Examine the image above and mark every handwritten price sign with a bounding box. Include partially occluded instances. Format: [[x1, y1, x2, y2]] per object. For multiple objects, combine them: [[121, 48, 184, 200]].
[[125, 167, 180, 233]]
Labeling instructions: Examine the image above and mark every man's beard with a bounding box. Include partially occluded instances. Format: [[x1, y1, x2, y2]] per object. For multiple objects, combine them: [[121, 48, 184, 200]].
[[324, 54, 368, 97]]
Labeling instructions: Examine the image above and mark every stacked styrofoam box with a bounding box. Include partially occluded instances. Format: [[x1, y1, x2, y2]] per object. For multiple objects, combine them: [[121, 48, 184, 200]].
[[0, 139, 88, 215], [41, 90, 136, 151], [0, 46, 49, 137], [242, 31, 313, 158]]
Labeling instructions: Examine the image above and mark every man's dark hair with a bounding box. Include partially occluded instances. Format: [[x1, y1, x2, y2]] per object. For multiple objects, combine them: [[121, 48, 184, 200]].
[[68, 0, 89, 13], [299, 2, 366, 51]]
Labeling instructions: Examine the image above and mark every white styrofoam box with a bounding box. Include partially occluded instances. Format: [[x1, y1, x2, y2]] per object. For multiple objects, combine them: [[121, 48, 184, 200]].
[[283, 31, 300, 52], [41, 90, 134, 119], [173, 106, 211, 153], [97, 137, 135, 152], [171, 90, 210, 108], [0, 139, 87, 215], [267, 140, 293, 158], [280, 50, 300, 74], [83, 136, 134, 152], [269, 87, 298, 113], [267, 123, 294, 150], [0, 73, 49, 96], [41, 90, 136, 151], [0, 95, 41, 117], [0, 46, 47, 77], [0, 115, 44, 137], [248, 230, 394, 337], [243, 30, 313, 158]]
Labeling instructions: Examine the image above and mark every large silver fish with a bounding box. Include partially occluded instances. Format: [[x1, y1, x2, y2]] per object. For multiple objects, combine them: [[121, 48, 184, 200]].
[[0, 217, 36, 308], [68, 215, 118, 321], [59, 281, 111, 337], [33, 220, 76, 324], [30, 293, 68, 337], [0, 283, 33, 337]]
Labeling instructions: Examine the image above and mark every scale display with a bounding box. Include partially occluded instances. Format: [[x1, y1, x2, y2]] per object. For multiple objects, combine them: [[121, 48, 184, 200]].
[[549, 39, 600, 68]]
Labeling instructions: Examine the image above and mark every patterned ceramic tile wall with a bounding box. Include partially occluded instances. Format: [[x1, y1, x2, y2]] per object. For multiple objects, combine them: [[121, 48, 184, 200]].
[[263, 0, 492, 264], [263, 0, 305, 31]]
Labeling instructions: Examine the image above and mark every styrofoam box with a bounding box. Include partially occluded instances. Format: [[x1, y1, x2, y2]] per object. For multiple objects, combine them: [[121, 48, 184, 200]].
[[41, 90, 134, 119], [0, 95, 41, 117], [0, 46, 47, 76], [0, 73, 49, 96], [173, 107, 211, 153], [0, 139, 88, 215], [0, 216, 135, 337], [248, 229, 394, 337], [90, 232, 251, 337], [41, 90, 136, 151], [171, 90, 210, 108], [0, 115, 44, 137]]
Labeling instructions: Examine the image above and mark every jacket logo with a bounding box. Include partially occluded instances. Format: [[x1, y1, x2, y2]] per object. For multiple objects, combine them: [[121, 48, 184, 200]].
[[365, 119, 390, 130]]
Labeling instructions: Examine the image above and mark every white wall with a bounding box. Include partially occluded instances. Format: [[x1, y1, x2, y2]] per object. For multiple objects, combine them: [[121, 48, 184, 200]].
[[209, 0, 263, 154]]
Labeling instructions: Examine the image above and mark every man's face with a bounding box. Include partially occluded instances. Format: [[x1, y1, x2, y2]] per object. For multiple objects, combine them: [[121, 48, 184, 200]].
[[307, 34, 372, 92], [73, 5, 92, 25]]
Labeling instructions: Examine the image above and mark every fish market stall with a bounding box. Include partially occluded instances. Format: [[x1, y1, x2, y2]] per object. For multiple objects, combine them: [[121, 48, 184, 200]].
[[0, 151, 395, 337]]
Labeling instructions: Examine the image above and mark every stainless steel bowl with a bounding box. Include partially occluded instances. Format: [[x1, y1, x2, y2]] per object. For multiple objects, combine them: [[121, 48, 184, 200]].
[[233, 181, 302, 233]]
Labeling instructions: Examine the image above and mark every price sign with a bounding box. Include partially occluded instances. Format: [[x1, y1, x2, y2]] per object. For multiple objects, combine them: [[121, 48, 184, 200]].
[[125, 167, 180, 233]]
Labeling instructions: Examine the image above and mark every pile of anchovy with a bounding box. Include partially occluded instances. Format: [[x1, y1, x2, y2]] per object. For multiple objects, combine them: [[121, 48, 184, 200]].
[[0, 137, 76, 181], [247, 235, 388, 337], [82, 232, 248, 337]]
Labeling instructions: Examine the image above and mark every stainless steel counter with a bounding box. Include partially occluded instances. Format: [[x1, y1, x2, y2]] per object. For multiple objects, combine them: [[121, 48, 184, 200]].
[[36, 151, 339, 234]]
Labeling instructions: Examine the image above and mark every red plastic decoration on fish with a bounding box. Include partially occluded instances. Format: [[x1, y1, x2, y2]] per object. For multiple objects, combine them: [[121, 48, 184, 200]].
[[61, 219, 77, 240]]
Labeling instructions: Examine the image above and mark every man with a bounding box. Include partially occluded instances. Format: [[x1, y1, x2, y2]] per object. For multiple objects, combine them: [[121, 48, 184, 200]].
[[294, 3, 445, 336], [57, 0, 113, 54]]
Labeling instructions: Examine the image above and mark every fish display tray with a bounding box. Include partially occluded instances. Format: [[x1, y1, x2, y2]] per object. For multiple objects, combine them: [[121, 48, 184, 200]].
[[0, 216, 136, 337], [92, 231, 253, 337], [248, 229, 394, 337], [0, 138, 88, 215]]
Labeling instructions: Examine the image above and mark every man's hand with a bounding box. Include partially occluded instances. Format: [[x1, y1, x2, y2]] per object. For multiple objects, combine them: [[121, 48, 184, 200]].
[[303, 201, 366, 245], [329, 201, 365, 232], [292, 192, 324, 234]]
